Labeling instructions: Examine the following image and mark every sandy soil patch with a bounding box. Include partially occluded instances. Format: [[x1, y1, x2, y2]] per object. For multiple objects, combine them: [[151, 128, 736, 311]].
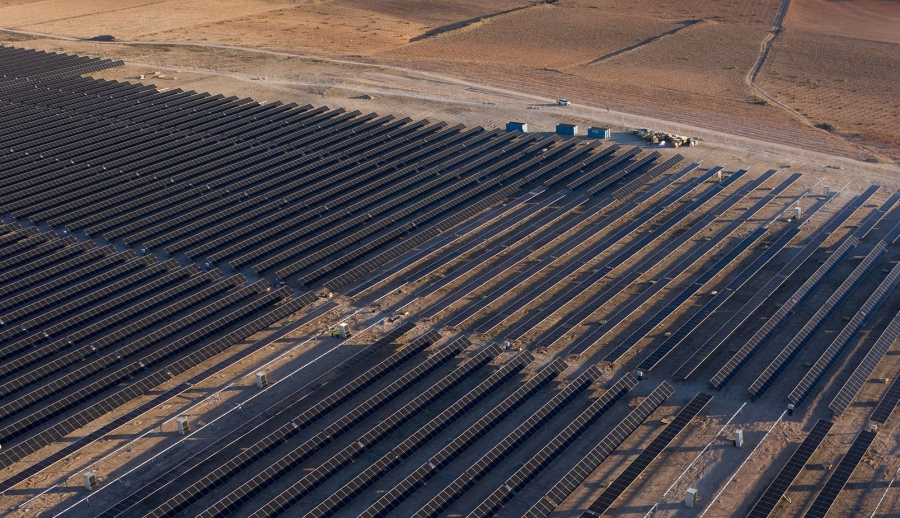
[[562, 0, 784, 26], [758, 29, 900, 160], [786, 0, 900, 44], [576, 21, 764, 100], [4, 0, 283, 40], [331, 0, 544, 28], [379, 5, 680, 70]]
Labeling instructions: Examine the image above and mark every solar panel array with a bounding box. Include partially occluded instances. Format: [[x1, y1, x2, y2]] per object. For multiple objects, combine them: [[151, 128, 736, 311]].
[[638, 226, 801, 371], [519, 381, 675, 518], [830, 307, 900, 415], [503, 167, 739, 344], [602, 226, 769, 363], [674, 184, 870, 380], [296, 355, 566, 516], [804, 429, 877, 518], [479, 166, 719, 338], [144, 331, 443, 518], [347, 359, 574, 518], [710, 234, 860, 390], [0, 46, 122, 86], [582, 392, 713, 516], [197, 336, 481, 518], [97, 322, 416, 518], [745, 419, 834, 518], [789, 259, 900, 406], [411, 374, 638, 518], [0, 47, 636, 296], [749, 240, 887, 398], [418, 194, 588, 318]]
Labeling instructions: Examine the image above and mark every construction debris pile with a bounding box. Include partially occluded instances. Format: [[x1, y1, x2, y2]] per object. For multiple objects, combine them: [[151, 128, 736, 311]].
[[633, 128, 700, 148]]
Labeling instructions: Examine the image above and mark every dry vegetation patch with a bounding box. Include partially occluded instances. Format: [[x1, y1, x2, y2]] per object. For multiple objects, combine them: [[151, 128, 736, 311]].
[[562, 0, 783, 26], [379, 5, 680, 69], [758, 29, 900, 160], [786, 0, 900, 44], [331, 0, 544, 28], [576, 21, 764, 99]]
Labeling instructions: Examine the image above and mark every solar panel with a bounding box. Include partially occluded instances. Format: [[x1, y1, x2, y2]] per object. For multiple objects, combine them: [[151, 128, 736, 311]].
[[745, 419, 833, 518], [749, 240, 887, 398], [871, 373, 900, 424], [582, 392, 713, 516], [790, 260, 900, 407], [804, 429, 876, 518], [517, 382, 675, 518]]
